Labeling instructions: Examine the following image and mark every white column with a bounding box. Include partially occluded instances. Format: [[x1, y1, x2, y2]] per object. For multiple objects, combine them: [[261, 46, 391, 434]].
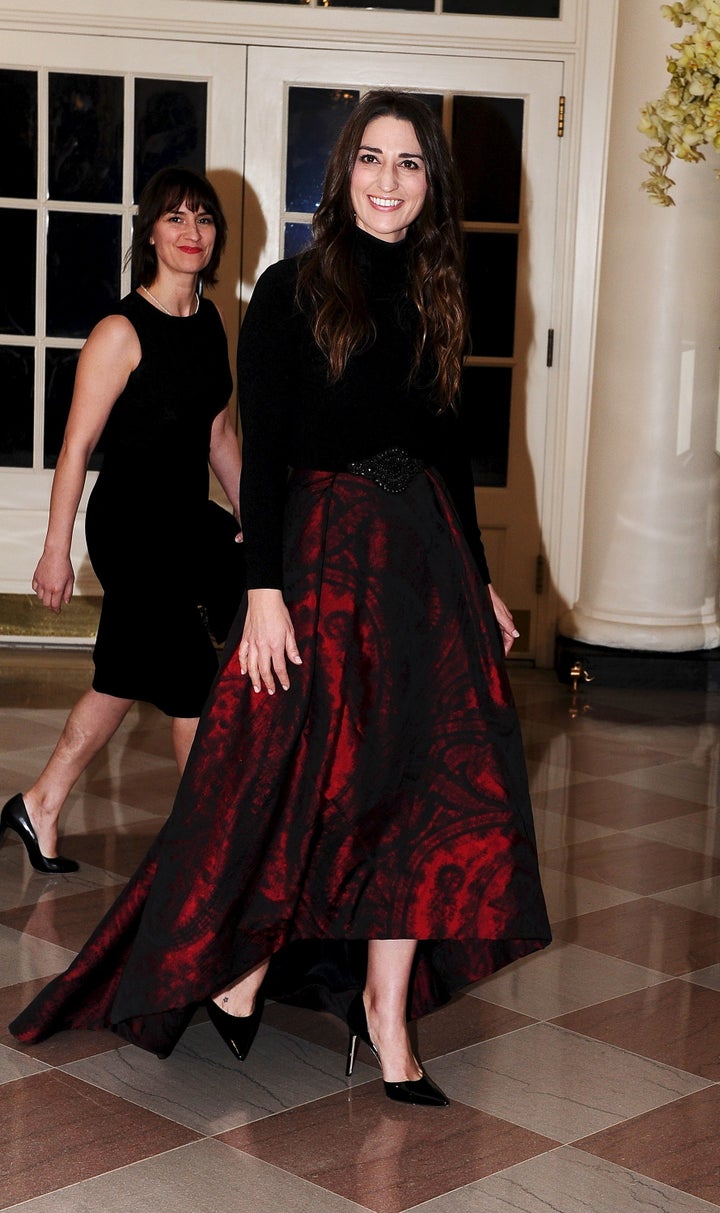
[[563, 0, 720, 652]]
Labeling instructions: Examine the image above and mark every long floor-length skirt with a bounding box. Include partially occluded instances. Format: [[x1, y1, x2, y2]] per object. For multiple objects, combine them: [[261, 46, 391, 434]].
[[11, 468, 551, 1057]]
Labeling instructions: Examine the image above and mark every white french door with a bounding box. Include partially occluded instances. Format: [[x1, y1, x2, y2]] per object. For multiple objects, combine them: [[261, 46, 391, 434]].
[[242, 46, 563, 663], [0, 31, 245, 603]]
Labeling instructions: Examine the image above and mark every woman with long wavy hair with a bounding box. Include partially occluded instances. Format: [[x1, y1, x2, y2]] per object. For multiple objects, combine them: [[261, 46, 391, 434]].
[[11, 92, 550, 1110]]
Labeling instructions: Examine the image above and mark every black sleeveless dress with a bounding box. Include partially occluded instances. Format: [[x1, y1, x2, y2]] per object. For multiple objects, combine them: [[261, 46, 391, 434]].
[[85, 292, 234, 717], [10, 234, 550, 1056]]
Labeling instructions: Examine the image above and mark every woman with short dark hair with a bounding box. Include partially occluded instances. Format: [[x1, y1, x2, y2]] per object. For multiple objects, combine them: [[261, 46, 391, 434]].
[[0, 166, 241, 873]]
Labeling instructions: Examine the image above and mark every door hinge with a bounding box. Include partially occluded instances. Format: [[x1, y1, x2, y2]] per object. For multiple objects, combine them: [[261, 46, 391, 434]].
[[557, 95, 566, 138], [546, 328, 555, 367], [535, 554, 546, 595]]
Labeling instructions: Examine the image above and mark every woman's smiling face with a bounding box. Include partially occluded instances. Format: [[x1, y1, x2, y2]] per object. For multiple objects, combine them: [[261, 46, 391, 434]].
[[350, 115, 428, 243]]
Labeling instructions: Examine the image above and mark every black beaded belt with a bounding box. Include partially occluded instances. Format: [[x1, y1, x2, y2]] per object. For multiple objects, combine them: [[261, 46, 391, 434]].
[[346, 447, 425, 493]]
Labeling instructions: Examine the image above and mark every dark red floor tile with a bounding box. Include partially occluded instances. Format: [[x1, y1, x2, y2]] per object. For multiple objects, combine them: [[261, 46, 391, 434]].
[[553, 898, 720, 975], [552, 978, 720, 1079], [221, 1083, 558, 1213], [0, 1070, 199, 1206], [577, 1085, 720, 1205], [532, 779, 705, 829], [542, 834, 720, 895]]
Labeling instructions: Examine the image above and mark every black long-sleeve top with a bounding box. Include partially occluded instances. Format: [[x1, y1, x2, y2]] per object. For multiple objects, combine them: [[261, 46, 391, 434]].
[[237, 227, 490, 589]]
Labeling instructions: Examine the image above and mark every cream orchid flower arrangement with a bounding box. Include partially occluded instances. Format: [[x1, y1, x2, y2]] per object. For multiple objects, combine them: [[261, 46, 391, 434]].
[[639, 2, 720, 205]]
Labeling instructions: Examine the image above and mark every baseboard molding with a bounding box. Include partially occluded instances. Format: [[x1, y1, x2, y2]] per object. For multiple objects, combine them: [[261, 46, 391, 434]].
[[555, 634, 720, 691]]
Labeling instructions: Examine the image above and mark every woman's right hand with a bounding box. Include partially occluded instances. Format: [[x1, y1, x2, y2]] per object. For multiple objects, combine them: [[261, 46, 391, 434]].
[[238, 588, 302, 694], [32, 551, 75, 614]]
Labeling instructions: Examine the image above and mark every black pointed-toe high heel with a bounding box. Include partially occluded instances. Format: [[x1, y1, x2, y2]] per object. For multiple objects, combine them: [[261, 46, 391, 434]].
[[0, 794, 79, 874], [206, 994, 264, 1062], [345, 992, 449, 1107]]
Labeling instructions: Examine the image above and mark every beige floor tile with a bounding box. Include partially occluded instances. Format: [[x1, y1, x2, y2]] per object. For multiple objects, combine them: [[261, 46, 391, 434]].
[[612, 761, 720, 808], [630, 810, 720, 857], [0, 924, 74, 989], [0, 846, 124, 912], [0, 886, 128, 952], [0, 1138, 370, 1213], [427, 1022, 710, 1143], [526, 734, 679, 778], [532, 778, 707, 829], [0, 1040, 50, 1084], [526, 761, 598, 795], [532, 808, 614, 854], [579, 1084, 720, 1206], [542, 833, 720, 896], [654, 878, 720, 917], [538, 866, 637, 923], [472, 939, 668, 1020], [62, 1021, 377, 1135], [684, 962, 720, 991], [412, 1146, 720, 1212]]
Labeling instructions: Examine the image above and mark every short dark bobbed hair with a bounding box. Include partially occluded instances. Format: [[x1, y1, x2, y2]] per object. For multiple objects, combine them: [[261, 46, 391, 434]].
[[130, 166, 228, 288]]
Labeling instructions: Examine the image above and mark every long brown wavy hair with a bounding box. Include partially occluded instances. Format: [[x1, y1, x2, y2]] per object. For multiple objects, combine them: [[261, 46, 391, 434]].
[[296, 90, 468, 411]]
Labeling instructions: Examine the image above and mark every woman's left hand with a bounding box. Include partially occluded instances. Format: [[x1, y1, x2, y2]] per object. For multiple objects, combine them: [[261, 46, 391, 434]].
[[488, 584, 520, 656]]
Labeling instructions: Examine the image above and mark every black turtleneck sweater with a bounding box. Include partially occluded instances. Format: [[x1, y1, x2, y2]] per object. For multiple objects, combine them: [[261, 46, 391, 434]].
[[237, 227, 490, 589]]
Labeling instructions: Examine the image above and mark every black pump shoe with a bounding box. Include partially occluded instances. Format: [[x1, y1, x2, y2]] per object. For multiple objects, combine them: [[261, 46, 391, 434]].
[[345, 992, 449, 1107], [206, 994, 264, 1062], [0, 794, 79, 874]]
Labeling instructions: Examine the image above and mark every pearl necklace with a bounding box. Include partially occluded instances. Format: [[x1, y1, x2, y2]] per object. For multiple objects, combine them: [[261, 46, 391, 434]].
[[140, 284, 199, 316]]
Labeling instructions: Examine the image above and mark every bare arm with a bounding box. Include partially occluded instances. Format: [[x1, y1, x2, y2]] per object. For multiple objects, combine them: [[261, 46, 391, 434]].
[[208, 407, 242, 524], [33, 315, 140, 613]]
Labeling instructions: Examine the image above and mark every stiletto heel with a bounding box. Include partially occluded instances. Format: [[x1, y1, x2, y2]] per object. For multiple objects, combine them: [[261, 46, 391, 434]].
[[206, 993, 264, 1062], [0, 794, 78, 874], [346, 993, 380, 1076], [344, 992, 449, 1107]]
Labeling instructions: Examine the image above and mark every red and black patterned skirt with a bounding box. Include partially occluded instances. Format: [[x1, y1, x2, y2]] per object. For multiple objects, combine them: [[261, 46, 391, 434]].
[[11, 468, 550, 1056]]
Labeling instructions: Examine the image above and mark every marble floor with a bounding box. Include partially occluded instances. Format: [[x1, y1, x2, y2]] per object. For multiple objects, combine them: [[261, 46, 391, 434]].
[[1, 649, 719, 1212]]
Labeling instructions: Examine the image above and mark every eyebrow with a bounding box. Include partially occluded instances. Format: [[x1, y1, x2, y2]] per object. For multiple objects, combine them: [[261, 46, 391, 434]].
[[358, 143, 425, 159]]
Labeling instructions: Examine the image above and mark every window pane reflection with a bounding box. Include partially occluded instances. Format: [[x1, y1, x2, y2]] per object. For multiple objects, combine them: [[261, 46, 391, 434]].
[[465, 232, 517, 358], [1, 210, 36, 336], [284, 223, 313, 258], [47, 213, 122, 339], [453, 95, 523, 223], [45, 349, 104, 470], [134, 79, 207, 199], [462, 365, 512, 487], [49, 73, 123, 203], [0, 347, 34, 468], [0, 70, 37, 198], [286, 88, 359, 213], [412, 94, 444, 121]]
